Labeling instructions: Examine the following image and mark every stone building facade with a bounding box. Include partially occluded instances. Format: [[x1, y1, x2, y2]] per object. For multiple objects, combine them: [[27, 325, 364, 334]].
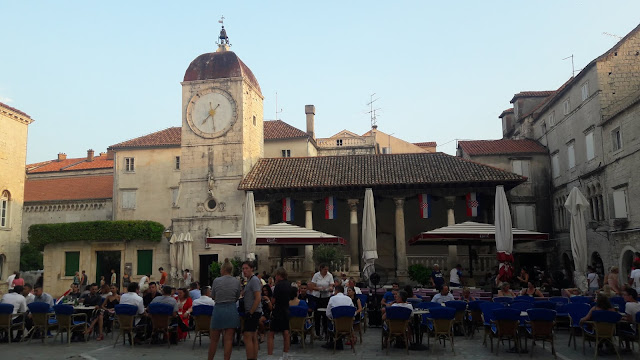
[[0, 102, 33, 293]]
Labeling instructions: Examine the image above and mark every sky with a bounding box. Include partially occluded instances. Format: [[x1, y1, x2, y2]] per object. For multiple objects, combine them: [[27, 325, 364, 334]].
[[2, 1, 640, 163]]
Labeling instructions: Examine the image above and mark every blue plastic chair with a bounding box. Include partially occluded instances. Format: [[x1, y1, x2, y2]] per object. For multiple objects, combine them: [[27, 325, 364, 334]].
[[27, 302, 57, 343], [514, 295, 535, 302], [426, 307, 456, 353], [526, 309, 557, 357], [415, 301, 443, 310], [355, 294, 368, 332], [618, 312, 640, 351], [331, 306, 357, 354], [114, 304, 141, 348], [0, 303, 25, 343], [53, 304, 88, 344], [566, 303, 591, 349], [533, 301, 557, 310], [480, 302, 505, 348], [383, 306, 412, 354], [289, 305, 314, 348], [444, 300, 467, 334], [609, 296, 626, 313], [569, 296, 593, 305], [582, 310, 622, 358], [191, 305, 214, 316], [466, 300, 487, 337], [489, 308, 521, 354], [549, 296, 569, 305], [148, 303, 177, 348], [510, 302, 534, 311], [493, 296, 514, 304]]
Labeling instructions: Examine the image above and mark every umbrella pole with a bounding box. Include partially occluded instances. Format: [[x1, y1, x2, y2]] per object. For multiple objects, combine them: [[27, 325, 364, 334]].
[[468, 244, 474, 278], [280, 245, 285, 267]]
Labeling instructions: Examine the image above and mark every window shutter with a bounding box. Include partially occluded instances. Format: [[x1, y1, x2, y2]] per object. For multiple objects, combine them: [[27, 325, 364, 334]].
[[613, 190, 628, 218], [512, 160, 522, 175], [65, 252, 80, 277], [522, 160, 531, 179], [586, 132, 595, 160], [137, 250, 153, 275], [525, 205, 536, 230]]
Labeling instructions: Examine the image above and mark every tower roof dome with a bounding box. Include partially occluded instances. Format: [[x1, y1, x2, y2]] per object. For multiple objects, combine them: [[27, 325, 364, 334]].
[[183, 50, 261, 95]]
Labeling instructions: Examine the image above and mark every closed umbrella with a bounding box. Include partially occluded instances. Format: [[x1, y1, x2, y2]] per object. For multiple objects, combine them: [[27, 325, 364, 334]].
[[169, 234, 178, 280], [183, 232, 194, 274], [241, 191, 257, 261], [362, 188, 378, 281], [494, 185, 514, 282], [176, 233, 184, 280], [565, 187, 589, 292]]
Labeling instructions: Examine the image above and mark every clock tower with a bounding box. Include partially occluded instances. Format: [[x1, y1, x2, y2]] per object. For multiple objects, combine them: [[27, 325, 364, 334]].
[[174, 24, 264, 279]]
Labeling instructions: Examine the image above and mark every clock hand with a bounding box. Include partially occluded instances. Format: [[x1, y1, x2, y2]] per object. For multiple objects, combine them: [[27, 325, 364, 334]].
[[201, 114, 212, 125]]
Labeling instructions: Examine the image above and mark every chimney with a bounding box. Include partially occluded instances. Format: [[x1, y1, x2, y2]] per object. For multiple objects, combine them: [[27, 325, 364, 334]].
[[106, 149, 115, 160], [57, 153, 67, 161], [99, 152, 107, 157], [87, 149, 94, 162], [305, 105, 315, 139]]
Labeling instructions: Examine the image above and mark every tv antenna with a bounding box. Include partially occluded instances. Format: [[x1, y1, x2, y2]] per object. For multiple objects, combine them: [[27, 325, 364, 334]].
[[562, 54, 577, 77], [602, 32, 622, 40], [275, 92, 283, 120], [366, 93, 381, 128]]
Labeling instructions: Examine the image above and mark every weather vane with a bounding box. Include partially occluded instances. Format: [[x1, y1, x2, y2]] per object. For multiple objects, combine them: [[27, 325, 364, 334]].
[[217, 15, 230, 47]]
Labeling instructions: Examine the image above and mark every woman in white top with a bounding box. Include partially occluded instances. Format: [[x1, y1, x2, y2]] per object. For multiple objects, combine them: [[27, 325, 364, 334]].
[[309, 264, 333, 338]]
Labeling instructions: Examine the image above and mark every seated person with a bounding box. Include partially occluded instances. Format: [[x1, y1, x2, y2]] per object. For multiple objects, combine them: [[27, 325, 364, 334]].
[[143, 282, 162, 307], [497, 282, 516, 298], [520, 282, 543, 297], [431, 285, 455, 304], [580, 294, 615, 323], [381, 282, 400, 307], [564, 288, 583, 297], [189, 282, 201, 300], [381, 290, 413, 340], [598, 284, 616, 298], [80, 283, 102, 306], [67, 284, 82, 301], [459, 287, 476, 302], [343, 278, 362, 295], [289, 286, 308, 308], [404, 285, 421, 299], [192, 286, 215, 306], [323, 285, 354, 350]]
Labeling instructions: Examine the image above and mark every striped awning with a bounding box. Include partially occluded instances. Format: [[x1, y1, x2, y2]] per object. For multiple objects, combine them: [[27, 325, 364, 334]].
[[206, 222, 346, 245], [409, 221, 549, 245]]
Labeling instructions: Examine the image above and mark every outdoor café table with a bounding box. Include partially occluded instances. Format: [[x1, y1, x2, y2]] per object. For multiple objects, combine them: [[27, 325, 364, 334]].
[[410, 309, 430, 350], [316, 308, 328, 340]]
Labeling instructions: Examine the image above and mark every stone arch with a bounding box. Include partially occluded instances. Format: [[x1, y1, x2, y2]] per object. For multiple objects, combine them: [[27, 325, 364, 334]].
[[620, 246, 638, 281], [591, 251, 605, 280]]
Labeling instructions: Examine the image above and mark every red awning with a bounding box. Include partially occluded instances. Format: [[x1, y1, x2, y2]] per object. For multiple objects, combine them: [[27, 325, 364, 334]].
[[206, 222, 346, 245]]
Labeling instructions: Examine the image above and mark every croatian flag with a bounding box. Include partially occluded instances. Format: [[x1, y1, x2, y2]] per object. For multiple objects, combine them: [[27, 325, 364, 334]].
[[282, 198, 294, 222], [466, 192, 480, 217], [419, 193, 431, 219], [325, 196, 337, 219]]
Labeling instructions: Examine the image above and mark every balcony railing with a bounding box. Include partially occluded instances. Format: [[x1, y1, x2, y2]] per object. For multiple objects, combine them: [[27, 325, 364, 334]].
[[316, 137, 375, 148], [407, 254, 496, 274], [268, 255, 351, 276]]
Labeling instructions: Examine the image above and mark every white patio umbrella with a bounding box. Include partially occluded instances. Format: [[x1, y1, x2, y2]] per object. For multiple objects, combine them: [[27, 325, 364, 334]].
[[565, 186, 589, 292], [176, 233, 185, 280], [362, 188, 378, 281], [241, 191, 257, 261], [495, 185, 515, 282], [182, 232, 194, 274], [169, 234, 178, 280]]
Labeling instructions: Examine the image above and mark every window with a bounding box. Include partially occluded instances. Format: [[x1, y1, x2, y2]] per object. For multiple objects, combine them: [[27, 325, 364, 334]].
[[0, 190, 9, 228], [512, 160, 531, 180], [64, 251, 80, 277], [336, 139, 343, 146], [513, 204, 536, 231], [137, 250, 153, 275], [612, 127, 622, 152], [175, 156, 180, 170], [585, 132, 595, 160], [124, 157, 135, 172], [563, 99, 570, 115], [548, 111, 555, 126], [281, 149, 291, 157], [612, 189, 628, 218], [382, 147, 391, 154], [171, 187, 179, 207], [581, 82, 589, 101], [551, 154, 560, 178], [121, 190, 136, 209], [567, 143, 575, 169], [253, 115, 256, 126], [588, 184, 605, 221]]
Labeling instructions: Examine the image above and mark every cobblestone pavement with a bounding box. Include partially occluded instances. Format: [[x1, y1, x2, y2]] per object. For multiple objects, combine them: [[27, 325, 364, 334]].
[[1, 327, 637, 359]]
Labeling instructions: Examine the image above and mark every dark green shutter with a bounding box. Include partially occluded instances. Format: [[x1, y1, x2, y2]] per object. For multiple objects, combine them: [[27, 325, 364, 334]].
[[137, 250, 153, 275], [65, 252, 80, 276]]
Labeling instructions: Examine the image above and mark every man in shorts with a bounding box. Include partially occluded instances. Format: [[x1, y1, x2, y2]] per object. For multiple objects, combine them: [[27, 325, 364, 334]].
[[242, 261, 262, 360]]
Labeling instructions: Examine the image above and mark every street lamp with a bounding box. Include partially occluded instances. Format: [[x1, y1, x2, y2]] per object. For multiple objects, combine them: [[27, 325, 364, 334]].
[[163, 227, 173, 242]]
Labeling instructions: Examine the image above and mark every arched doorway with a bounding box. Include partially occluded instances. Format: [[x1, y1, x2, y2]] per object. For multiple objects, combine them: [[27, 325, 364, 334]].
[[621, 248, 637, 280], [591, 252, 605, 283]]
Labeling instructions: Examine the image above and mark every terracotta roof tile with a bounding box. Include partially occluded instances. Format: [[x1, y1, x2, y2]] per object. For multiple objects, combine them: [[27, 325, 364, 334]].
[[499, 108, 514, 118], [27, 155, 113, 173], [239, 152, 524, 191], [264, 120, 308, 140], [413, 142, 437, 147], [0, 101, 30, 118], [24, 175, 113, 202], [458, 139, 548, 156], [109, 127, 181, 149], [510, 91, 556, 103]]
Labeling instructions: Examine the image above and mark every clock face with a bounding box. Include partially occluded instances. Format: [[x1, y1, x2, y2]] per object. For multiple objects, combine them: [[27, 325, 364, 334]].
[[186, 89, 237, 138]]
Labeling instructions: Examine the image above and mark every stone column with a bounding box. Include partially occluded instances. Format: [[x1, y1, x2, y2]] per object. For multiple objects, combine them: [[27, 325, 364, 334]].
[[303, 201, 315, 274], [445, 196, 457, 269], [254, 201, 271, 272], [348, 199, 360, 274], [394, 198, 409, 283]]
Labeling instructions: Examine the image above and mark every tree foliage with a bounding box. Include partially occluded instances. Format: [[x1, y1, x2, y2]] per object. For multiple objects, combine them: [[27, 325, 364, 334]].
[[28, 220, 165, 251], [20, 243, 43, 271], [312, 245, 346, 272], [408, 264, 432, 287]]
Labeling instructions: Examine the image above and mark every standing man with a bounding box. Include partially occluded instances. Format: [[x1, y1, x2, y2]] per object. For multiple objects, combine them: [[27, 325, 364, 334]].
[[450, 264, 463, 288], [242, 261, 262, 360], [80, 270, 88, 288], [158, 267, 168, 288], [7, 271, 16, 291], [110, 269, 117, 286], [267, 267, 291, 360], [430, 264, 445, 291]]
